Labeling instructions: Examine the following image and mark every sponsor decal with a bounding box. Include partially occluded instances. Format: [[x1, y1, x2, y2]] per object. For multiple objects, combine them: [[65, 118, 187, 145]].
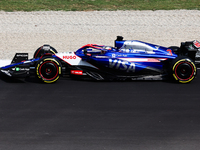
[[193, 40, 200, 48], [16, 67, 20, 71], [112, 54, 116, 58], [120, 49, 155, 54], [119, 58, 161, 62], [167, 49, 173, 56], [95, 56, 109, 58], [16, 54, 28, 57], [43, 45, 50, 50], [63, 55, 77, 59], [109, 59, 135, 72], [12, 67, 29, 71], [86, 54, 91, 56], [71, 70, 83, 75]]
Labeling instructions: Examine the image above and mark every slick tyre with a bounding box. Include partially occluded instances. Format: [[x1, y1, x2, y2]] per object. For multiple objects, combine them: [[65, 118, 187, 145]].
[[36, 57, 61, 83], [34, 45, 57, 58], [171, 56, 196, 83]]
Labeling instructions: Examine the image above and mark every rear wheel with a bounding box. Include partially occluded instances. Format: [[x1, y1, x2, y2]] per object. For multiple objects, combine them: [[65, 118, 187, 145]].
[[36, 57, 61, 83], [34, 45, 57, 58], [171, 56, 196, 83]]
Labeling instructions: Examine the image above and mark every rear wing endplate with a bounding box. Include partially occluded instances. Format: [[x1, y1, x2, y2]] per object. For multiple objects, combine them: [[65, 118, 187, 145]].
[[11, 53, 28, 64]]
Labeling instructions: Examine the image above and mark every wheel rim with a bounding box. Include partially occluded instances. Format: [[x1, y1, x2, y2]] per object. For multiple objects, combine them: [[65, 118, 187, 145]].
[[39, 61, 59, 80], [175, 62, 194, 80]]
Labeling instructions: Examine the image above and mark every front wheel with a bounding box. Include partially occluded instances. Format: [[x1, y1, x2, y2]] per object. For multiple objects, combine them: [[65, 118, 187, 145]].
[[171, 56, 196, 83], [36, 57, 61, 83]]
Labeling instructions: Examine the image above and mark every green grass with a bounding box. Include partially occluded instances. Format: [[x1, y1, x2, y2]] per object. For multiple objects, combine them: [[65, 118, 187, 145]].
[[0, 0, 200, 11]]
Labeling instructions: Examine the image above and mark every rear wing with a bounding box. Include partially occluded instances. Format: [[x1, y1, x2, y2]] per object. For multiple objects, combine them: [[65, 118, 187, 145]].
[[0, 53, 30, 77], [11, 53, 28, 64]]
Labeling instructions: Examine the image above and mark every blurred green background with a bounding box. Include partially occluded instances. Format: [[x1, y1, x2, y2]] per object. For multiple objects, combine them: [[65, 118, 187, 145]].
[[0, 0, 200, 11]]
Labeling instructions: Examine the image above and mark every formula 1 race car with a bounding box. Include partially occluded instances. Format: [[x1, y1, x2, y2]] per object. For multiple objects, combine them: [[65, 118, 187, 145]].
[[0, 36, 199, 83]]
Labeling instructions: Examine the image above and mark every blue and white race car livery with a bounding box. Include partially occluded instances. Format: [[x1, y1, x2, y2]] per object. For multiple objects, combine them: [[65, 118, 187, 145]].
[[0, 36, 198, 83]]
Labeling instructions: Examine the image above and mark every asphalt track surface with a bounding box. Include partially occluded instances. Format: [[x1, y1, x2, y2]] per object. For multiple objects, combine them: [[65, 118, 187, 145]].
[[0, 75, 200, 150]]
